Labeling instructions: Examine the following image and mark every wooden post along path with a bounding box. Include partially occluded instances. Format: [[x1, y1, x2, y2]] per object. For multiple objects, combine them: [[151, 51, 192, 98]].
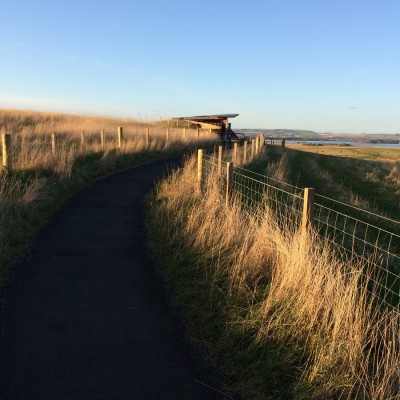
[[197, 149, 203, 189], [118, 127, 123, 149], [80, 130, 86, 151], [226, 162, 233, 205], [2, 133, 12, 171], [243, 140, 248, 163], [218, 145, 222, 175], [233, 142, 238, 164], [101, 129, 105, 149], [51, 132, 56, 157], [257, 133, 264, 153], [301, 188, 315, 235]]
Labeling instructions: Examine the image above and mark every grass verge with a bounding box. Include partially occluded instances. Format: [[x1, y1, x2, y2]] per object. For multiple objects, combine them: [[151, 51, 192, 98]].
[[149, 154, 400, 399]]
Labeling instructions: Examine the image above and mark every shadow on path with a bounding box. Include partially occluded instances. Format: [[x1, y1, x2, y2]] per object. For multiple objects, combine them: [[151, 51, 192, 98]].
[[0, 159, 236, 400]]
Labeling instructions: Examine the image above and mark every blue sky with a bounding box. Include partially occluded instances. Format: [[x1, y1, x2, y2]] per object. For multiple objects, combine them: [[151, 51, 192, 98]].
[[0, 0, 399, 133]]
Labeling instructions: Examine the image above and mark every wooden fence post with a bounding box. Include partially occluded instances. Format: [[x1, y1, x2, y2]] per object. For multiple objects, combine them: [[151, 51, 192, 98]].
[[233, 142, 238, 164], [2, 133, 12, 171], [146, 128, 150, 146], [301, 188, 315, 235], [226, 162, 233, 205], [197, 127, 200, 138], [100, 129, 105, 149], [197, 149, 203, 188], [166, 128, 169, 142], [260, 133, 265, 148], [80, 130, 85, 151], [183, 128, 186, 139], [251, 139, 255, 158], [118, 126, 123, 149], [255, 136, 260, 155], [218, 145, 222, 175], [243, 140, 248, 163], [51, 132, 56, 157]]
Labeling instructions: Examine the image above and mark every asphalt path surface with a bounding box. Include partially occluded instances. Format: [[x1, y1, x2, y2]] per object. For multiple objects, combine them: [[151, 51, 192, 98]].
[[0, 159, 235, 400]]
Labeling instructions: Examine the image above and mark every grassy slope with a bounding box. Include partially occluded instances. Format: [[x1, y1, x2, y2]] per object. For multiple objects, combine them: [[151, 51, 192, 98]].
[[149, 147, 400, 400], [253, 145, 400, 222], [286, 143, 400, 163]]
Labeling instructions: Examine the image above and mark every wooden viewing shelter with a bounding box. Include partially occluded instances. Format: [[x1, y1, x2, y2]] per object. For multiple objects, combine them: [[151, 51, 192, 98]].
[[172, 114, 244, 142], [173, 114, 238, 130]]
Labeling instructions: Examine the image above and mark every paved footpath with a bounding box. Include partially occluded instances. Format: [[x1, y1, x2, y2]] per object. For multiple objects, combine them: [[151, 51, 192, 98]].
[[0, 159, 236, 400]]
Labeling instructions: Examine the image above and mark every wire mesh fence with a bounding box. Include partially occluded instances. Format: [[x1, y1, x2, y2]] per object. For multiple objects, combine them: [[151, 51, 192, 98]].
[[200, 148, 400, 313], [314, 195, 400, 311]]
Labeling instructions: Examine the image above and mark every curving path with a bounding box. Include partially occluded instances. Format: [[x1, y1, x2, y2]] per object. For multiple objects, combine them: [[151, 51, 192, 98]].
[[0, 159, 235, 400]]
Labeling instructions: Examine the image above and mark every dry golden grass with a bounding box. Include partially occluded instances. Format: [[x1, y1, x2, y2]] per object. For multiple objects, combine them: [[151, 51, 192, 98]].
[[0, 108, 217, 282], [0, 108, 148, 135], [0, 108, 215, 176], [153, 153, 400, 399]]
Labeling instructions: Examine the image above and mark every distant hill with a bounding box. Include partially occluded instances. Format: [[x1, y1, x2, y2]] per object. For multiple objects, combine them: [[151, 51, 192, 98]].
[[235, 129, 400, 144], [235, 129, 319, 139]]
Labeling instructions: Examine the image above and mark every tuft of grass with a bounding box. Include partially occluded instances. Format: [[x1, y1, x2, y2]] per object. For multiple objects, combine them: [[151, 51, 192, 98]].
[[149, 153, 400, 399]]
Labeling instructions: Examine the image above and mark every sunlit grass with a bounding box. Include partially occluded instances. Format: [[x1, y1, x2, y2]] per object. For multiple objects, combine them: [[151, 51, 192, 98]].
[[151, 153, 400, 399], [286, 143, 400, 163], [0, 108, 216, 283]]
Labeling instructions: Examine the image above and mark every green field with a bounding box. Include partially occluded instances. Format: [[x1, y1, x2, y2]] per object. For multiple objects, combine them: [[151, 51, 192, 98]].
[[286, 143, 400, 163], [255, 145, 400, 222]]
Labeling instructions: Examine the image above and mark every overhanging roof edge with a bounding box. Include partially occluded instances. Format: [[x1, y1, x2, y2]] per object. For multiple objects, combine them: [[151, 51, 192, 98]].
[[174, 114, 239, 120]]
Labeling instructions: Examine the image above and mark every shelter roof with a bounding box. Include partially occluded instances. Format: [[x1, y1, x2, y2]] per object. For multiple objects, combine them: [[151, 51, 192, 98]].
[[174, 114, 239, 121]]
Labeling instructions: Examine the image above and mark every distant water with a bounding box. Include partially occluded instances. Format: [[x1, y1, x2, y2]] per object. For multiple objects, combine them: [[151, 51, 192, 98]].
[[285, 140, 400, 148]]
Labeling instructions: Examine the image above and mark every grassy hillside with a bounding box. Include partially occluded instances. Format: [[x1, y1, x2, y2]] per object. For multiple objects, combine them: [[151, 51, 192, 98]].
[[0, 108, 216, 284]]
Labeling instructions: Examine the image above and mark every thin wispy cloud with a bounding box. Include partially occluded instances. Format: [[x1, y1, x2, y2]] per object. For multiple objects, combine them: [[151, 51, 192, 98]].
[[90, 60, 112, 69], [61, 53, 79, 61], [59, 53, 112, 70], [8, 41, 25, 48], [123, 66, 181, 87], [354, 67, 372, 75], [0, 49, 30, 60], [152, 75, 179, 86], [123, 67, 142, 75]]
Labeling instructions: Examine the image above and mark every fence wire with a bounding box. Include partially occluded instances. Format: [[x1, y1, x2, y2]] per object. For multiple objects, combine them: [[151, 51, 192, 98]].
[[200, 150, 400, 314], [314, 196, 400, 311]]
